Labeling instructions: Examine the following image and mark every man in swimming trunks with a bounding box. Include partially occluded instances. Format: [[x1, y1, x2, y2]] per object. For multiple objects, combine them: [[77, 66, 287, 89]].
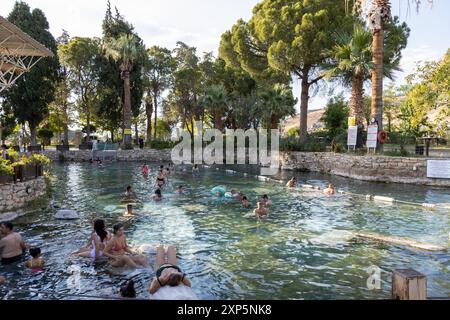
[[124, 186, 137, 199], [0, 222, 27, 265], [148, 245, 191, 294], [254, 202, 269, 219], [323, 183, 335, 195]]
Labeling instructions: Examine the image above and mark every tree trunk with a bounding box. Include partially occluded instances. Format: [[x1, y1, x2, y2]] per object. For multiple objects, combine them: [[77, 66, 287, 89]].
[[145, 97, 153, 145], [134, 122, 139, 145], [29, 122, 37, 146], [270, 113, 278, 130], [63, 101, 69, 145], [123, 71, 132, 148], [153, 93, 158, 142], [299, 75, 310, 143], [215, 109, 223, 132], [372, 28, 384, 150], [86, 109, 91, 144], [110, 130, 114, 143]]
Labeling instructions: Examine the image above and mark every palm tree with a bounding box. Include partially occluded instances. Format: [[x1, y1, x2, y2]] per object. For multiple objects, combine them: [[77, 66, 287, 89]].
[[260, 84, 297, 130], [104, 34, 144, 149], [349, 0, 432, 136], [201, 84, 229, 132], [325, 23, 373, 129], [144, 95, 153, 145]]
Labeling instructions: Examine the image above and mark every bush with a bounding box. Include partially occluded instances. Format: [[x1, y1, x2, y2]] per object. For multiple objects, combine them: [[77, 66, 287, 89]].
[[280, 136, 327, 152], [0, 158, 14, 176], [27, 154, 51, 166], [149, 140, 180, 150]]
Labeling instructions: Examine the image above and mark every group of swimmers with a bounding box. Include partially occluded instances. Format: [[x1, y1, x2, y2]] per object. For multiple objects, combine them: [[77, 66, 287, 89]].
[[286, 177, 336, 195]]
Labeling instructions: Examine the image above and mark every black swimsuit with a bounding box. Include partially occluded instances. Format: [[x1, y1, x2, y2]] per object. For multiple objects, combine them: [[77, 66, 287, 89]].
[[156, 264, 182, 285]]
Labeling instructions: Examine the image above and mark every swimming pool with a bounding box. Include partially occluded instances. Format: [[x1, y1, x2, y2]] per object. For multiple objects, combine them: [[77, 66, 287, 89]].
[[0, 162, 448, 300]]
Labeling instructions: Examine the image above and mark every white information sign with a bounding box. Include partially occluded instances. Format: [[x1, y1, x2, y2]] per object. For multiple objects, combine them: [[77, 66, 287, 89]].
[[347, 126, 357, 147], [427, 160, 450, 179], [367, 125, 378, 149]]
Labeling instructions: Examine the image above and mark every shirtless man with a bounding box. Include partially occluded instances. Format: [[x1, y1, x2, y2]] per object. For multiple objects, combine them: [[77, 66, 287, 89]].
[[323, 184, 335, 195], [124, 186, 137, 199], [261, 194, 272, 207], [286, 177, 297, 188], [0, 222, 27, 265], [254, 202, 269, 219], [242, 196, 250, 209]]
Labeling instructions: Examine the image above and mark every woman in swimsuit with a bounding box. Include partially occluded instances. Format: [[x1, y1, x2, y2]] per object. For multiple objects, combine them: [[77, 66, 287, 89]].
[[104, 224, 149, 268], [142, 163, 149, 175], [156, 170, 166, 188], [148, 245, 191, 294], [74, 219, 111, 260]]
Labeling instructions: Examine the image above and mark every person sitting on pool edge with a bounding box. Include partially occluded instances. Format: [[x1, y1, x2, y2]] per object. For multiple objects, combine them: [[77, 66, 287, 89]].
[[153, 189, 163, 201], [261, 194, 272, 207], [104, 224, 149, 269], [27, 247, 45, 272], [286, 177, 297, 188], [242, 196, 250, 209], [323, 184, 335, 195], [0, 222, 27, 265], [254, 202, 269, 219], [148, 245, 191, 295]]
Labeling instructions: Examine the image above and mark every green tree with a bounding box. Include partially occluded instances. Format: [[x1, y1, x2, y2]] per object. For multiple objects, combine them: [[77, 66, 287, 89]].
[[145, 46, 175, 143], [200, 84, 229, 131], [259, 84, 297, 129], [220, 0, 353, 142], [59, 37, 102, 142], [104, 34, 145, 149], [322, 95, 349, 138], [2, 1, 59, 145]]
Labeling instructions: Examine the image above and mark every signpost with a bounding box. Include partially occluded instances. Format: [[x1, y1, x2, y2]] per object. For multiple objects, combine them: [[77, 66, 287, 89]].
[[427, 160, 450, 179], [347, 126, 357, 151], [367, 125, 378, 153]]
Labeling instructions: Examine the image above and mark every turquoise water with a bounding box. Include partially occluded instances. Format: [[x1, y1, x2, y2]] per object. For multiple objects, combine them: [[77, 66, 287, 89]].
[[0, 162, 448, 300]]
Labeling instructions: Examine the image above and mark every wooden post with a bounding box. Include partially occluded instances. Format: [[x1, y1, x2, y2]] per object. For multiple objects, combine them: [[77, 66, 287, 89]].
[[392, 269, 427, 300]]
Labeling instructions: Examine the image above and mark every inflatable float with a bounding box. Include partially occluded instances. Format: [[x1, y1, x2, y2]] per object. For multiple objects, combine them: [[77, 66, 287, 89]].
[[211, 186, 226, 197]]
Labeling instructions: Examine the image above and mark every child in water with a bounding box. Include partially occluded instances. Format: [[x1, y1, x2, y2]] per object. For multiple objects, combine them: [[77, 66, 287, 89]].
[[242, 196, 250, 209], [124, 204, 134, 216], [153, 189, 163, 201], [27, 247, 44, 272], [120, 280, 136, 298]]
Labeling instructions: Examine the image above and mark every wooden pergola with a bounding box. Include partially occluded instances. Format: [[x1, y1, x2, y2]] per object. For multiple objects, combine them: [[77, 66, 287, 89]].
[[0, 15, 54, 93]]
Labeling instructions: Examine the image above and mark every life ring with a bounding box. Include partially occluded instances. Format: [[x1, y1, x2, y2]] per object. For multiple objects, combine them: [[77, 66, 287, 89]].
[[211, 186, 226, 197], [377, 131, 388, 144]]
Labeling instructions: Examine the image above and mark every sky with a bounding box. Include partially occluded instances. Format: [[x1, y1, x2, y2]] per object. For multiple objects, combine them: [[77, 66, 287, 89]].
[[1, 0, 449, 112]]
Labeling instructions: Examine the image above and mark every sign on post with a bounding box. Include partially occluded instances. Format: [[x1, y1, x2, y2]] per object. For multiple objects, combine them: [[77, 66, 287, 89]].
[[347, 126, 357, 150], [427, 160, 450, 179], [367, 125, 378, 151]]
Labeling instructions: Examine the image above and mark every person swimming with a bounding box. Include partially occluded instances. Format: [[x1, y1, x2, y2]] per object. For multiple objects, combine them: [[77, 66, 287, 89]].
[[153, 189, 163, 201], [261, 194, 272, 207], [242, 196, 250, 209], [323, 183, 335, 195], [124, 186, 137, 199], [142, 163, 149, 175], [192, 164, 199, 174], [27, 247, 44, 273], [175, 185, 184, 194], [286, 177, 297, 188], [254, 202, 269, 219], [156, 170, 166, 188], [120, 279, 136, 298], [124, 204, 134, 216], [74, 219, 111, 260]]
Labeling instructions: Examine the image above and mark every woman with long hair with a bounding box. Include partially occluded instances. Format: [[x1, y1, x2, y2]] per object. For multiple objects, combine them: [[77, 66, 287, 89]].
[[73, 219, 111, 260], [104, 224, 149, 269]]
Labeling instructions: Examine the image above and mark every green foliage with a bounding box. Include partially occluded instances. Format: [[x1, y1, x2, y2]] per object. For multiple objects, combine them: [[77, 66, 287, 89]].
[[37, 127, 54, 146], [0, 158, 14, 176], [280, 136, 327, 152], [321, 95, 349, 138], [149, 140, 179, 150], [27, 154, 51, 166]]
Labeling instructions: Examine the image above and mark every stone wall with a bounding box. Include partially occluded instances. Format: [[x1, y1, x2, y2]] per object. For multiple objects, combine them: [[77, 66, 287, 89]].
[[0, 177, 47, 212], [281, 152, 450, 187], [43, 149, 172, 162]]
